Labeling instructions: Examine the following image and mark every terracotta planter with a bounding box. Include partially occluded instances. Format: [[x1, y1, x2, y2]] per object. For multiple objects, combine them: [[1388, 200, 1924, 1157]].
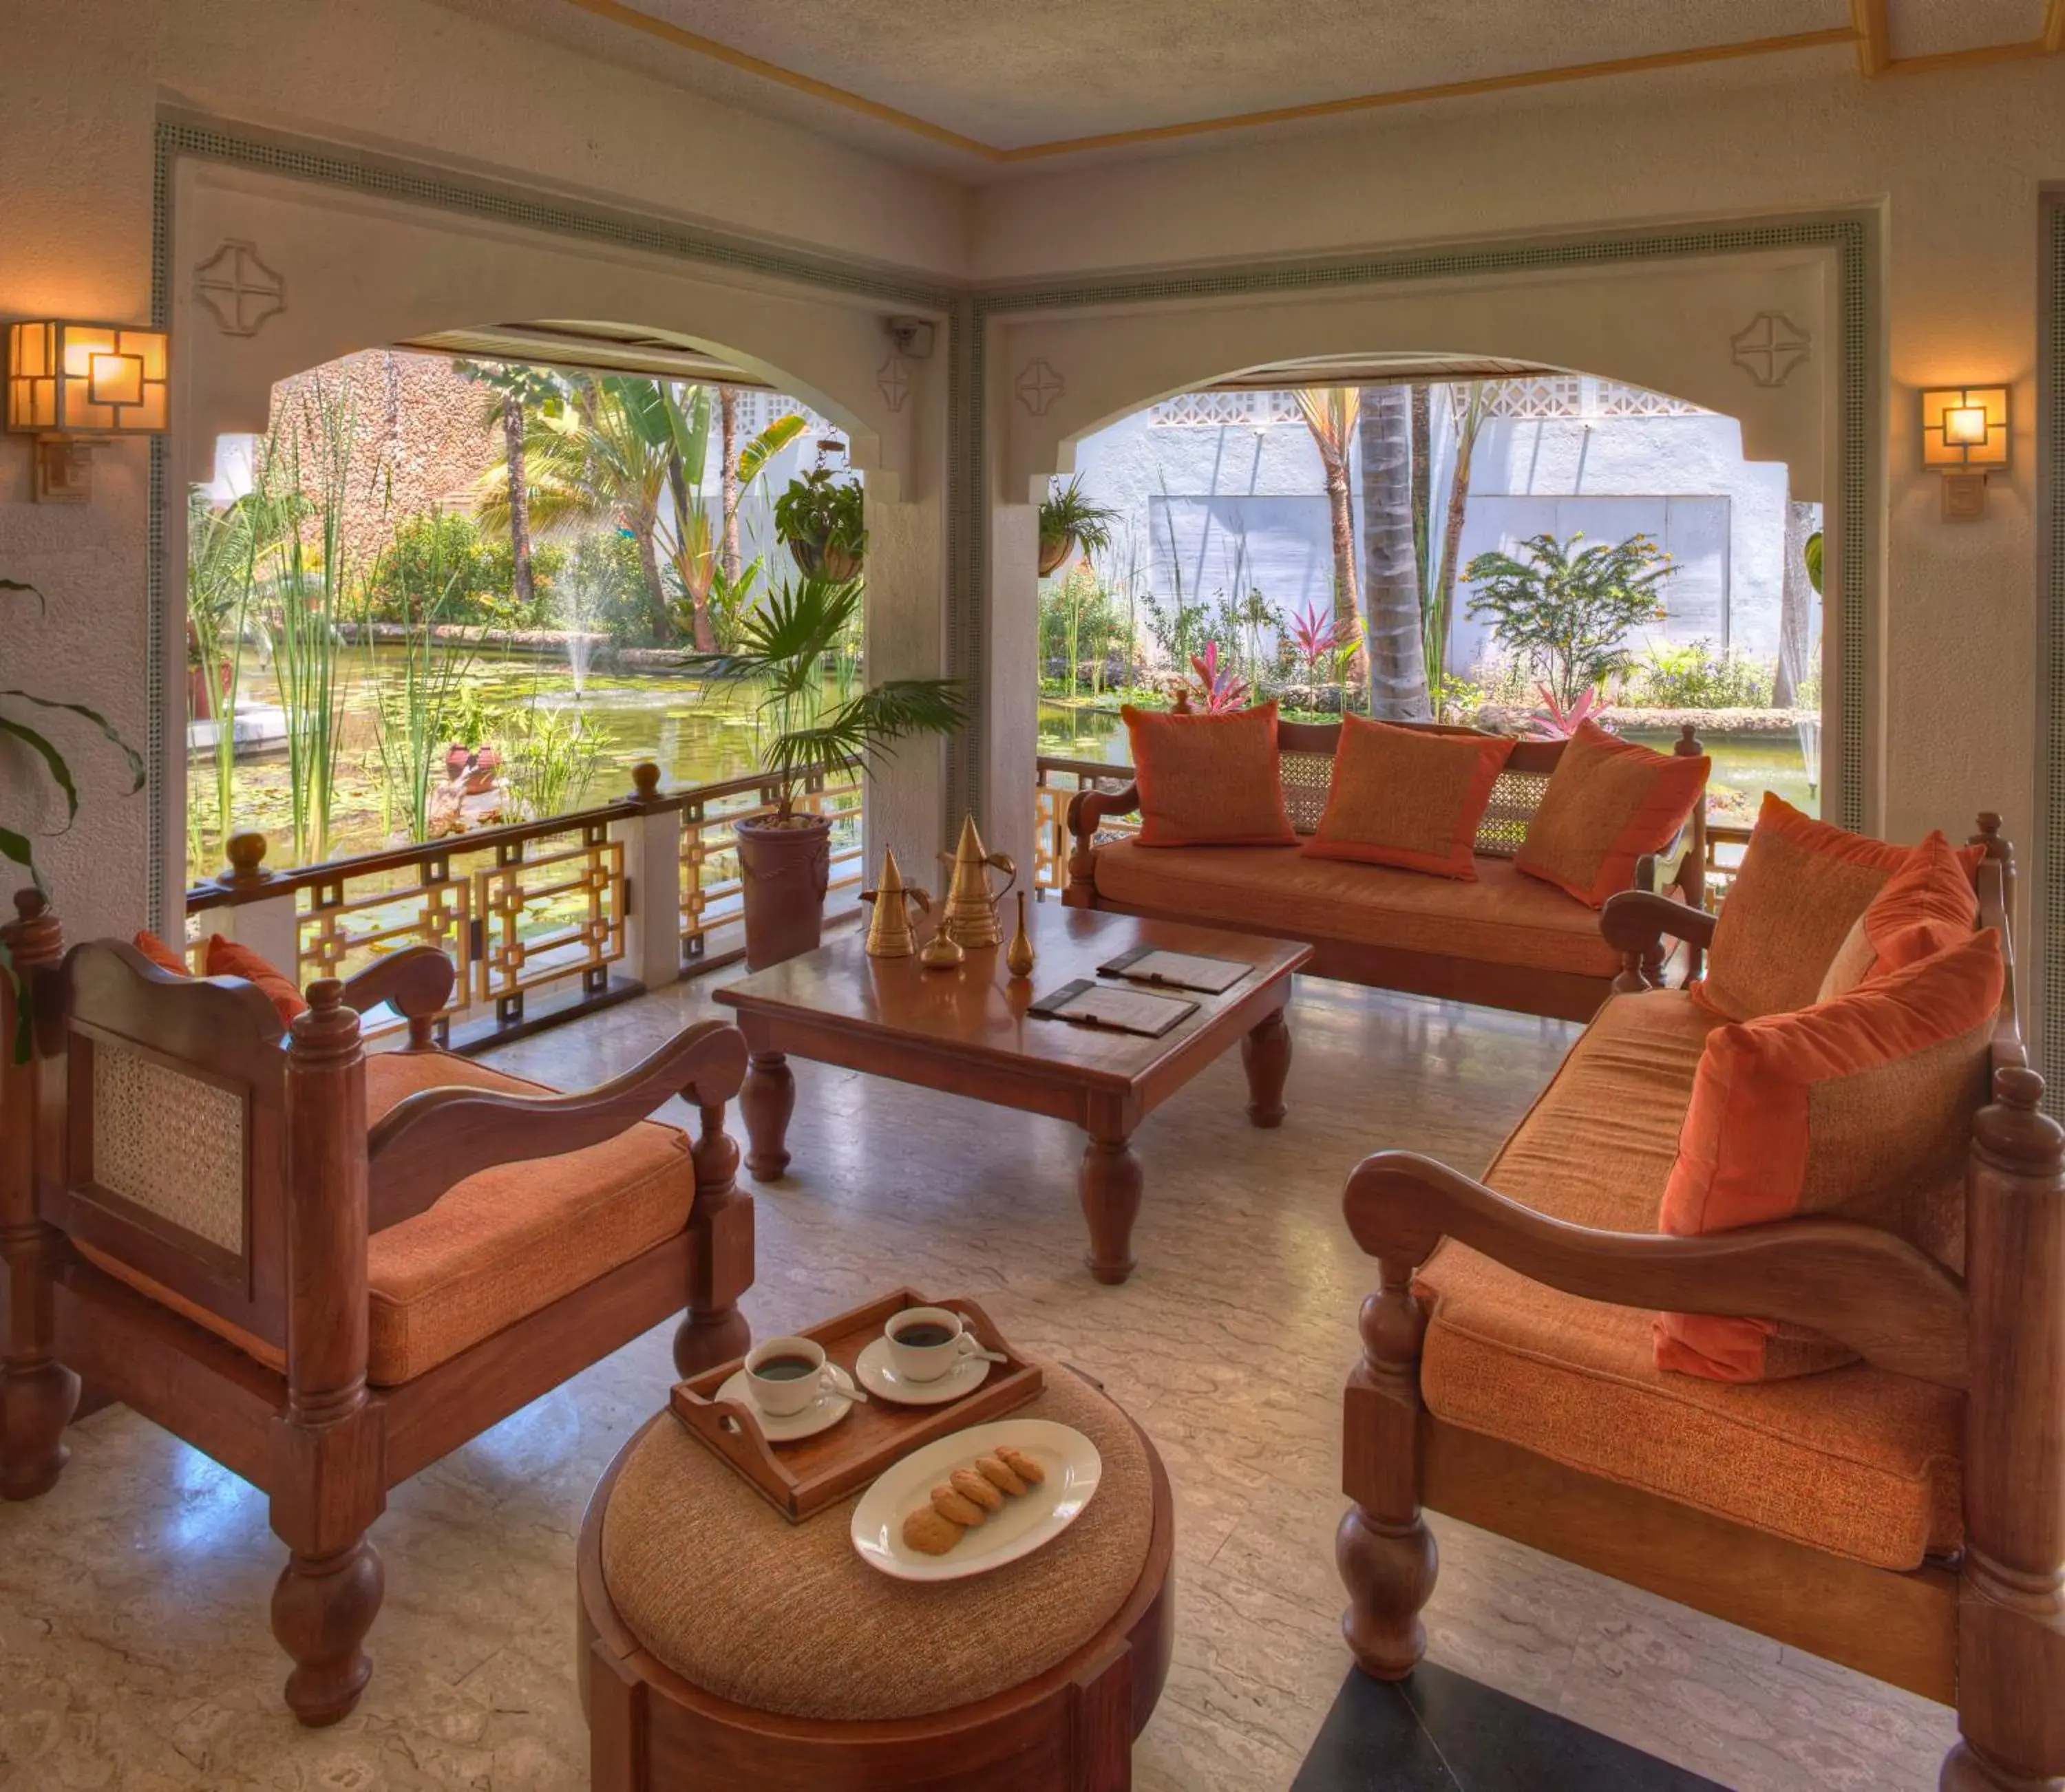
[[788, 537, 826, 578], [1037, 533, 1074, 578], [735, 813, 834, 969], [787, 537, 864, 582]]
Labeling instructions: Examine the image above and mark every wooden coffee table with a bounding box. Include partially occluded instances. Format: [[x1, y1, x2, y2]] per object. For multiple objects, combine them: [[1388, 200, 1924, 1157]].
[[712, 903, 1310, 1283]]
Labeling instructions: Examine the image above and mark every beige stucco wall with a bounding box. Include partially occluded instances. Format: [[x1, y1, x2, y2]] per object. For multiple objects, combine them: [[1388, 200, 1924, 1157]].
[[0, 0, 967, 944]]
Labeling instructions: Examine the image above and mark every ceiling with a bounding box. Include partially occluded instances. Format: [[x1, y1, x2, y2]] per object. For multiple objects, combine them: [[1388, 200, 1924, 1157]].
[[432, 0, 2063, 173]]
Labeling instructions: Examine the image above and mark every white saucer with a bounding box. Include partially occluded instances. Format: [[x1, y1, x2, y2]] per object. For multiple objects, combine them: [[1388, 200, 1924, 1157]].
[[712, 1361, 858, 1442], [854, 1336, 993, 1406]]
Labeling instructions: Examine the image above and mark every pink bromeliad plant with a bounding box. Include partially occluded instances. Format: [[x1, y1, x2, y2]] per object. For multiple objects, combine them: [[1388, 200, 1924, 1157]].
[[1183, 641, 1251, 714], [1285, 601, 1355, 687], [1525, 683, 1614, 740]]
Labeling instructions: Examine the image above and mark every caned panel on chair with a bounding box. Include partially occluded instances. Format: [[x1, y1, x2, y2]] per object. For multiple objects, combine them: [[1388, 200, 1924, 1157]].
[[89, 1041, 247, 1254], [1281, 751, 1334, 835], [1476, 770, 1552, 858]]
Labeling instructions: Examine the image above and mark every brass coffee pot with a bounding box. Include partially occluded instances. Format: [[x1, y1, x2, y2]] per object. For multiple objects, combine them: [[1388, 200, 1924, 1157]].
[[860, 849, 931, 958], [938, 815, 1017, 950]]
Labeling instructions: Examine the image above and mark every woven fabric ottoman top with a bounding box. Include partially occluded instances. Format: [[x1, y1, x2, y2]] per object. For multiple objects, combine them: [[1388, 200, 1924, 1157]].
[[598, 1360, 1155, 1722]]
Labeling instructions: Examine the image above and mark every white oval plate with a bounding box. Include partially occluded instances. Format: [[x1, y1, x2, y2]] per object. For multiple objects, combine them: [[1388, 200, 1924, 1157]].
[[854, 1336, 992, 1406], [850, 1419, 1101, 1583], [712, 1361, 858, 1443]]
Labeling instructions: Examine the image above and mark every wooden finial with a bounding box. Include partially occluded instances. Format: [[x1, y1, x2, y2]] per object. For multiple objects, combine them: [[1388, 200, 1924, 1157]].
[[12, 888, 47, 922], [631, 762, 662, 802], [306, 978, 345, 1011], [224, 832, 269, 885]]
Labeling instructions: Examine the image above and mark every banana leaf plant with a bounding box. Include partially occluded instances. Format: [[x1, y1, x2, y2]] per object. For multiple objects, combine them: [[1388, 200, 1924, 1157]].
[[681, 573, 964, 822], [1, 577, 146, 1056]]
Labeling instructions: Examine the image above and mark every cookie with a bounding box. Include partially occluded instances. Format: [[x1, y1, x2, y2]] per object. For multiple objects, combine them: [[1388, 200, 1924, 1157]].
[[902, 1508, 963, 1556], [950, 1466, 1004, 1511], [975, 1453, 1027, 1497], [931, 1484, 988, 1527], [995, 1445, 1045, 1486]]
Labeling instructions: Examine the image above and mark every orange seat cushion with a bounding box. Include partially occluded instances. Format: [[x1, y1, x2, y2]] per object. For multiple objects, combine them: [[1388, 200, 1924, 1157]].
[[1415, 988, 1965, 1570], [1512, 721, 1708, 908], [80, 1050, 695, 1386], [1303, 717, 1514, 879], [361, 1052, 694, 1384], [1122, 701, 1295, 847], [1655, 929, 2000, 1383], [1816, 831, 1982, 1003], [1091, 838, 1620, 977]]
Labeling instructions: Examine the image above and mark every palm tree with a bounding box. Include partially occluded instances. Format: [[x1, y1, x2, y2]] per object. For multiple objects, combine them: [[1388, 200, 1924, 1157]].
[[1294, 388, 1360, 634], [1358, 382, 1430, 720], [457, 361, 560, 619], [1426, 381, 1497, 713], [719, 387, 743, 586]]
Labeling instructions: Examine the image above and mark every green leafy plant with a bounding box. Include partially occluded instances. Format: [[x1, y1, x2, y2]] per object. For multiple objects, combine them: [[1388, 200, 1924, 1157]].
[[1624, 641, 1775, 710], [1463, 531, 1674, 712], [495, 700, 604, 821], [685, 575, 962, 821], [1038, 476, 1120, 575], [772, 469, 867, 580]]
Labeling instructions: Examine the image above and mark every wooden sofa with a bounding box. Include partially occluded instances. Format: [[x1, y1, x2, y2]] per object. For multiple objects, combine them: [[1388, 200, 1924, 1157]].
[[1063, 716, 1708, 1022], [0, 893, 756, 1725], [1333, 817, 2064, 1789]]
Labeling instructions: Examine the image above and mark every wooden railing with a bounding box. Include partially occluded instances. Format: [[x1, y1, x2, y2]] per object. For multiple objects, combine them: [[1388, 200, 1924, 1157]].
[[185, 762, 860, 1048], [1699, 820, 1755, 910], [1033, 755, 1139, 891]]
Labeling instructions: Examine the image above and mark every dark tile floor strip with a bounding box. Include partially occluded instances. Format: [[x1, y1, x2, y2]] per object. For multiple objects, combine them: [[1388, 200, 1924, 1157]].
[[1292, 1663, 1729, 1792]]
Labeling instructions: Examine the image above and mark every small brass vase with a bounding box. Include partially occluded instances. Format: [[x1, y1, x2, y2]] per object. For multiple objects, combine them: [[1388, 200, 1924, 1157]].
[[919, 928, 965, 971], [860, 849, 931, 958], [1005, 890, 1036, 980], [939, 814, 1017, 950]]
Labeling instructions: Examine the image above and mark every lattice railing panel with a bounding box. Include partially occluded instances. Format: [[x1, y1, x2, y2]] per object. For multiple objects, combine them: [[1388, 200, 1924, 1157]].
[[680, 775, 862, 961]]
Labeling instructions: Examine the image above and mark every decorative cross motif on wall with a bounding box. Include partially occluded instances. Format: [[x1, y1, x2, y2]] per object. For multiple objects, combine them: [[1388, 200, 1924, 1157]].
[[877, 351, 911, 413], [1729, 312, 1812, 388], [194, 240, 287, 337], [1016, 357, 1064, 416]]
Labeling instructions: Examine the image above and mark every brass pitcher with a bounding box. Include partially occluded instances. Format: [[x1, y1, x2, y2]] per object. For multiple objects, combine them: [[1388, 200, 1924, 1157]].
[[938, 815, 1017, 950], [860, 849, 931, 958]]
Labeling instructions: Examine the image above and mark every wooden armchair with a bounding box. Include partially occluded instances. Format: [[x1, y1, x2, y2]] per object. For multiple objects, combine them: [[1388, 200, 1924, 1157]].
[[0, 893, 755, 1727], [1335, 826, 2064, 1789]]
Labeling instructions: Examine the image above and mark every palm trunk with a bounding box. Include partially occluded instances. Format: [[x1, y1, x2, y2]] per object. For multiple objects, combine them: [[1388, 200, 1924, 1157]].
[[633, 514, 670, 644], [719, 387, 742, 585], [500, 392, 534, 617], [1359, 384, 1430, 720], [1322, 450, 1358, 636], [1431, 382, 1490, 712], [1775, 499, 1815, 707], [665, 446, 715, 652]]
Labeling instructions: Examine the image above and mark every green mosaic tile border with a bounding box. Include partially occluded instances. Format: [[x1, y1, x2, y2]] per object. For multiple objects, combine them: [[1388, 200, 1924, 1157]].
[[2042, 196, 2064, 1101], [959, 217, 1872, 829]]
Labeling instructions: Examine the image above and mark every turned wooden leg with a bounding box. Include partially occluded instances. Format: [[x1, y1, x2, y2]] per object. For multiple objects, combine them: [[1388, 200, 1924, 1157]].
[[1339, 1263, 1437, 1679], [675, 1099, 754, 1376], [740, 1052, 795, 1183], [271, 1537, 384, 1727], [1242, 1008, 1291, 1128], [1079, 1133, 1143, 1286], [0, 1356, 80, 1502]]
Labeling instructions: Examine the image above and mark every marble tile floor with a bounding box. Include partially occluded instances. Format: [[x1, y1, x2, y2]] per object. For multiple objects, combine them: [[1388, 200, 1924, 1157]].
[[0, 972, 1959, 1791]]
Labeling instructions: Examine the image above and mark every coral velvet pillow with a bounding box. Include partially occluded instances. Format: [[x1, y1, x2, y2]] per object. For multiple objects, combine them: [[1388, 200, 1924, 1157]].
[[1512, 721, 1708, 908], [1654, 926, 2003, 1383], [1815, 831, 1981, 1003], [1123, 701, 1295, 848], [204, 935, 308, 1027], [1698, 794, 1980, 1021], [1303, 718, 1514, 879], [131, 930, 190, 977]]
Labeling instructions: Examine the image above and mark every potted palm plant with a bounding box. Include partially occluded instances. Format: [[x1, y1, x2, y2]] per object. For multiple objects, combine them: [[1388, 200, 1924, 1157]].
[[1037, 476, 1120, 578], [691, 575, 964, 968], [772, 469, 867, 581]]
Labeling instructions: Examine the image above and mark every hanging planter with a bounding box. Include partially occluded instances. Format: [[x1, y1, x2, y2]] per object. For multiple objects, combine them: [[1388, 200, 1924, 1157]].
[[1037, 476, 1119, 580], [774, 469, 867, 583]]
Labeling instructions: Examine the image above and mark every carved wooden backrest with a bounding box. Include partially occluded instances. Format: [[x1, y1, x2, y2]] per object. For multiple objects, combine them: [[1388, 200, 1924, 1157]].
[[52, 941, 291, 1350], [1273, 718, 1571, 858]]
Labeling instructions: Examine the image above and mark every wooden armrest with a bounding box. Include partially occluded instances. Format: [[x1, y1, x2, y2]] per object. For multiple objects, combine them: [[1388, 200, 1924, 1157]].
[[1066, 782, 1141, 843], [1600, 888, 1717, 954], [337, 947, 455, 1048], [366, 1019, 749, 1229], [1343, 1151, 1968, 1389]]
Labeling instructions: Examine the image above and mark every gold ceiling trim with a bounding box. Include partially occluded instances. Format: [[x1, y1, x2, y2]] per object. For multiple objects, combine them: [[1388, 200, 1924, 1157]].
[[554, 3, 2065, 163]]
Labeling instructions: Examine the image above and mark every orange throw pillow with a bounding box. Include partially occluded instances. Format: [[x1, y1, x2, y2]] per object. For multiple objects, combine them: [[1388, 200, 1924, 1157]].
[[132, 930, 191, 977], [1655, 927, 2003, 1383], [1815, 831, 1980, 1003], [1512, 721, 1708, 908], [1123, 701, 1295, 848], [204, 935, 308, 1027], [1302, 718, 1514, 879], [1699, 796, 1976, 1020]]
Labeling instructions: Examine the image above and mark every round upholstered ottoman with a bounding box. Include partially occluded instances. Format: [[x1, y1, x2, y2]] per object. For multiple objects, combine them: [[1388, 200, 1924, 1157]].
[[578, 1362, 1174, 1791]]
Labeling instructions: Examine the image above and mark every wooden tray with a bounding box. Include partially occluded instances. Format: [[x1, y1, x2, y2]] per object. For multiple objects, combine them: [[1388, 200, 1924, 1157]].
[[669, 1288, 1045, 1522]]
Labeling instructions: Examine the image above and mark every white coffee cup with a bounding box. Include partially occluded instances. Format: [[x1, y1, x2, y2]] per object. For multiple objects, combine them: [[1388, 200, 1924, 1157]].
[[885, 1307, 989, 1385], [743, 1336, 837, 1418]]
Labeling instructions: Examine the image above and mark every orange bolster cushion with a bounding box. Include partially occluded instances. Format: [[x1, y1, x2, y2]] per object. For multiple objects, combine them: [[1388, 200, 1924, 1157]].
[[1512, 720, 1708, 909], [1655, 926, 2003, 1383], [1695, 793, 1983, 1021], [132, 930, 191, 977], [1815, 831, 1983, 1003], [1123, 701, 1295, 848], [1302, 716, 1514, 879], [204, 934, 308, 1027]]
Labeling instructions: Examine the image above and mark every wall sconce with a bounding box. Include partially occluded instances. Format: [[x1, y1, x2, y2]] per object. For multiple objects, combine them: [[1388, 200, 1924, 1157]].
[[6, 319, 171, 503], [1919, 385, 2009, 522]]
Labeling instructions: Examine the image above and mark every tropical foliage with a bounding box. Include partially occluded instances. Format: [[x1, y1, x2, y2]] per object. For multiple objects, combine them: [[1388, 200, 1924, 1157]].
[[1038, 476, 1120, 567], [772, 467, 867, 579], [1292, 389, 1359, 631], [1463, 530, 1674, 712]]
